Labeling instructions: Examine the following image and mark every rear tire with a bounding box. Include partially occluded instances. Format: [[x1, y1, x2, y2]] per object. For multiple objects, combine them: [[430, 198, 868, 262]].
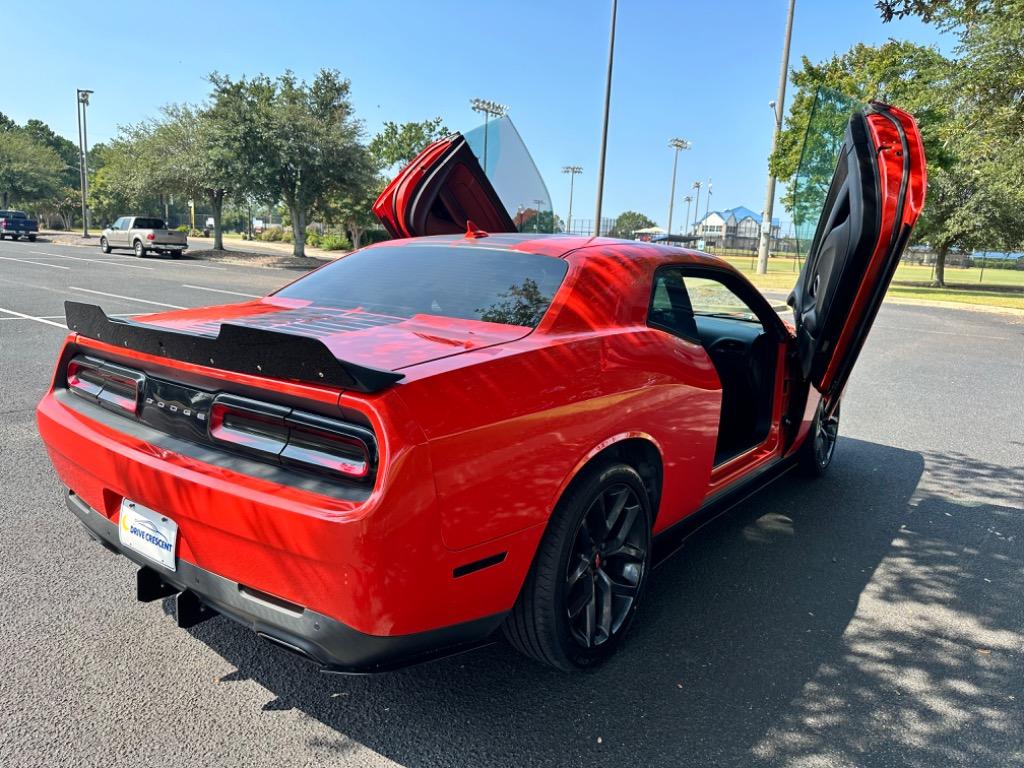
[[800, 399, 840, 477], [27, 234, 36, 242], [503, 461, 652, 671], [134, 240, 146, 258], [100, 237, 111, 254]]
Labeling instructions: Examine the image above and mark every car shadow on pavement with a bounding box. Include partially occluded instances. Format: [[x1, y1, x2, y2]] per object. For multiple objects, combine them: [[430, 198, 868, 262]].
[[177, 437, 1024, 767]]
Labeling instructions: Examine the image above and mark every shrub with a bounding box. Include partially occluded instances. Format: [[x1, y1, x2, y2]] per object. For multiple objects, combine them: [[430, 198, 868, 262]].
[[361, 228, 392, 246], [319, 233, 351, 251], [305, 230, 322, 248], [175, 225, 189, 233]]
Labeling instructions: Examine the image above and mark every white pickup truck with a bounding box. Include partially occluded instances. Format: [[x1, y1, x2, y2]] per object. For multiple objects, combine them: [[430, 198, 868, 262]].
[[100, 216, 188, 258]]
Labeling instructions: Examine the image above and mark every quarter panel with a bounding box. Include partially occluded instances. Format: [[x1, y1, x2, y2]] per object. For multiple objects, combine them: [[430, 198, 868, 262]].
[[400, 329, 720, 551]]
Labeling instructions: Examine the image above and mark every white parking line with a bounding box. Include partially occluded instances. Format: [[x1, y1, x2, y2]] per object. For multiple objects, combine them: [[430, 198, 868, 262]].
[[67, 287, 186, 309], [181, 284, 262, 299], [28, 250, 154, 270], [0, 307, 68, 329], [0, 313, 135, 321], [0, 256, 70, 270]]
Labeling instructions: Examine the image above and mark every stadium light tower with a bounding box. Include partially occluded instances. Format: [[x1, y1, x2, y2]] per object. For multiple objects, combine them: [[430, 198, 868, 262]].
[[76, 88, 94, 237], [469, 98, 508, 174], [561, 165, 583, 234], [666, 138, 692, 236], [691, 180, 703, 235]]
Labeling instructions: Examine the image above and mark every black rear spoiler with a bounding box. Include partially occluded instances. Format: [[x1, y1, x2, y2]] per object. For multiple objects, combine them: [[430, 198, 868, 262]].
[[64, 302, 404, 393]]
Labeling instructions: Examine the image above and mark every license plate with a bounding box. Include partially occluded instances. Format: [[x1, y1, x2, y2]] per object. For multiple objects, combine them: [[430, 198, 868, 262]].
[[119, 499, 177, 571]]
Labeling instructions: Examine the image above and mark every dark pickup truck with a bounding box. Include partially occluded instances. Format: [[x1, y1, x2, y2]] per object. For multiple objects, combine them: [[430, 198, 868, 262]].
[[0, 210, 39, 241]]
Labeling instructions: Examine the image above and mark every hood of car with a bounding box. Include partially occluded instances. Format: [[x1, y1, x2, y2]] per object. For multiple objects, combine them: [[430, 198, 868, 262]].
[[133, 297, 533, 371]]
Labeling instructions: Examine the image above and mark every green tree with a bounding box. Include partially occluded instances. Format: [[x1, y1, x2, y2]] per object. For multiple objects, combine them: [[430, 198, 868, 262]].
[[321, 172, 385, 250], [15, 119, 81, 228], [134, 104, 235, 249], [609, 210, 656, 239], [87, 140, 159, 226], [0, 128, 64, 210], [208, 69, 371, 257], [769, 39, 1024, 286], [770, 41, 952, 184], [369, 117, 449, 168]]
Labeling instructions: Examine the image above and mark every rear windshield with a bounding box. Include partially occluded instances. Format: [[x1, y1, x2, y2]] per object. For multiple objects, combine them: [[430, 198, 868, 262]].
[[133, 218, 165, 229], [275, 244, 568, 328], [0, 211, 26, 219]]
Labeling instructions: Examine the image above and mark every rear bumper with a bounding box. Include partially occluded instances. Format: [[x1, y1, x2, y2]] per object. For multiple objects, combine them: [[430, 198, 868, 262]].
[[67, 490, 504, 673]]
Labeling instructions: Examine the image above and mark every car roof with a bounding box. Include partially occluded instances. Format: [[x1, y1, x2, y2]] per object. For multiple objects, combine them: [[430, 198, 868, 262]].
[[371, 232, 731, 270]]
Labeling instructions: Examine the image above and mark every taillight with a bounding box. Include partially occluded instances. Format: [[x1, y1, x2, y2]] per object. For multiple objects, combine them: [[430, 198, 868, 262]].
[[146, 233, 155, 241], [208, 394, 375, 480], [209, 394, 289, 455], [281, 411, 372, 479], [66, 356, 145, 415]]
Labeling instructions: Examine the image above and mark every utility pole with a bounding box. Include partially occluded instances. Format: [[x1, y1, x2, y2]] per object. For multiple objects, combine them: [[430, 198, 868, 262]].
[[593, 0, 618, 236], [469, 98, 508, 175], [666, 138, 692, 236], [76, 89, 94, 237], [561, 165, 582, 234], [692, 180, 702, 236], [756, 0, 796, 274]]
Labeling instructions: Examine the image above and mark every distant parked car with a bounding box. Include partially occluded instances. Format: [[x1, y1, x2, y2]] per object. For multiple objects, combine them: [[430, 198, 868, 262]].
[[0, 210, 39, 241], [100, 216, 188, 258]]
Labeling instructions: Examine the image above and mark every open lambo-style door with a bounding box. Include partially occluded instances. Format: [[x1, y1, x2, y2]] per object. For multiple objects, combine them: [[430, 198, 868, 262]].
[[790, 100, 927, 402], [373, 116, 554, 238]]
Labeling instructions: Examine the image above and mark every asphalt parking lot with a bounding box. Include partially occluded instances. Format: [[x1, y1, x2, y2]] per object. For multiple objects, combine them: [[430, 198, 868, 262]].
[[1, 238, 1022, 768]]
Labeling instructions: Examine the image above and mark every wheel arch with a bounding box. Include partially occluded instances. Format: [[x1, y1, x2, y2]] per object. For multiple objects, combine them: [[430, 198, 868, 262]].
[[556, 433, 664, 528]]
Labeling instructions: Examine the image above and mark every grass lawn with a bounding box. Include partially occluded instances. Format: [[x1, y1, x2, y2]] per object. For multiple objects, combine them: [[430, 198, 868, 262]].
[[714, 254, 1024, 311]]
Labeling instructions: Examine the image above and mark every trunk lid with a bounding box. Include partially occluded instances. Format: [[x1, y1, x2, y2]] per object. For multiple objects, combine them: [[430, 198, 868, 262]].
[[134, 297, 533, 371]]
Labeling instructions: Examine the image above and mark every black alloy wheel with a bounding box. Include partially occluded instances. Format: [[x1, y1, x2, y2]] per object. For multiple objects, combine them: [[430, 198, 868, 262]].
[[503, 461, 652, 671], [565, 483, 647, 648], [801, 399, 840, 476]]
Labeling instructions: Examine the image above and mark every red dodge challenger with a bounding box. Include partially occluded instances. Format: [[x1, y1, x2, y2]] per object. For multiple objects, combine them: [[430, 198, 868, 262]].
[[37, 103, 925, 672]]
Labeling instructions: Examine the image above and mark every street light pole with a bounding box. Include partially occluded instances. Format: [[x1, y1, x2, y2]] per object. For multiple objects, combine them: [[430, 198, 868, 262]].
[[666, 138, 691, 236], [683, 195, 693, 236], [561, 165, 582, 234], [469, 98, 508, 175], [593, 0, 618, 237], [756, 0, 796, 274], [76, 89, 94, 237]]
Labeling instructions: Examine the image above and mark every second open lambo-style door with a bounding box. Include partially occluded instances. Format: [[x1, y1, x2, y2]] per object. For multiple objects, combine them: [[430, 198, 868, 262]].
[[373, 116, 553, 238], [790, 101, 927, 401]]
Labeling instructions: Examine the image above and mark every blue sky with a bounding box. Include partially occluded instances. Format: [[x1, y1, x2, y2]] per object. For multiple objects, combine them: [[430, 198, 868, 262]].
[[4, 0, 949, 232]]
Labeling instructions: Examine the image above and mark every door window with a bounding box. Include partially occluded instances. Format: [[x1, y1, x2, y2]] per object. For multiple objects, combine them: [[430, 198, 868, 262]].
[[647, 268, 699, 341], [683, 276, 763, 326]]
